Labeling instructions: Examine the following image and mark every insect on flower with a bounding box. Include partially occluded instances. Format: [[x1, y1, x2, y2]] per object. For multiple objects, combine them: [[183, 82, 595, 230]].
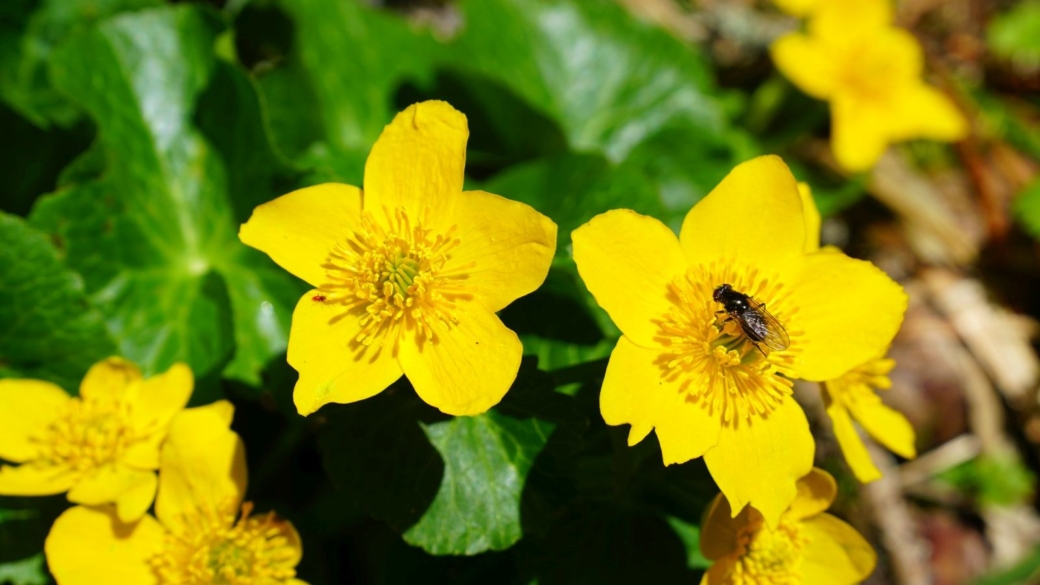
[[713, 283, 791, 352], [311, 294, 327, 303]]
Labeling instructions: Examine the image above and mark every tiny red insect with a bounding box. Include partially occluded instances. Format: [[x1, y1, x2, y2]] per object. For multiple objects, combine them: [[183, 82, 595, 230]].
[[312, 294, 327, 303]]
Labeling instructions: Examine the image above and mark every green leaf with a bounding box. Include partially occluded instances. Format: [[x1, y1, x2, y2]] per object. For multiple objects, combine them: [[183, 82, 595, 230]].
[[29, 6, 301, 385], [0, 103, 92, 217], [317, 383, 444, 533], [484, 153, 667, 255], [0, 554, 47, 585], [403, 411, 554, 555], [664, 516, 711, 570], [261, 0, 442, 165], [617, 120, 757, 227], [0, 0, 161, 128], [0, 212, 116, 392], [451, 0, 729, 161], [1014, 178, 1040, 240], [988, 0, 1040, 68]]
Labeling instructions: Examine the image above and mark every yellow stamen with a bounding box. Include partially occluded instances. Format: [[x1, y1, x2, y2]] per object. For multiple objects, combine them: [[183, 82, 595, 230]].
[[655, 261, 803, 424], [726, 517, 808, 584], [31, 398, 141, 475], [151, 502, 300, 585], [318, 207, 473, 347]]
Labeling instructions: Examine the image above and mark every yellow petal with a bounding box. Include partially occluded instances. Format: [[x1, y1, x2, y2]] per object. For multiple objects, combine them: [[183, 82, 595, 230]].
[[889, 83, 969, 143], [809, 0, 893, 43], [801, 513, 878, 585], [79, 357, 141, 403], [0, 462, 77, 495], [287, 291, 403, 416], [67, 465, 158, 523], [447, 190, 557, 312], [679, 156, 806, 271], [798, 182, 821, 253], [363, 101, 467, 227], [134, 363, 193, 424], [239, 183, 363, 288], [45, 505, 165, 585], [702, 560, 736, 585], [0, 379, 70, 462], [770, 34, 840, 100], [830, 94, 890, 174], [600, 337, 721, 463], [847, 391, 917, 460], [827, 398, 882, 482], [788, 467, 838, 520], [699, 493, 756, 561], [702, 397, 815, 529], [783, 252, 907, 381], [399, 304, 522, 416], [772, 0, 819, 17], [155, 401, 246, 536], [572, 209, 687, 348]]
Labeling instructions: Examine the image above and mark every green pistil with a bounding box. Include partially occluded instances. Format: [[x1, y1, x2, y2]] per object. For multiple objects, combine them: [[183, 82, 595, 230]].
[[386, 254, 421, 297]]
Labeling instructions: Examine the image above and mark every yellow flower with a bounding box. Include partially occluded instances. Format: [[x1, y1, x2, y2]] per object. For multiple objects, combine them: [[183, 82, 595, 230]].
[[771, 0, 968, 172], [240, 100, 557, 417], [45, 401, 307, 585], [772, 0, 820, 17], [571, 156, 906, 526], [700, 468, 876, 585], [0, 358, 192, 522], [824, 356, 917, 482]]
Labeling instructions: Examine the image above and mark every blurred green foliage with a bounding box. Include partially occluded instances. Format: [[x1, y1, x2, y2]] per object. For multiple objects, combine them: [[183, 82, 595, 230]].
[[987, 0, 1040, 70], [937, 455, 1036, 507], [0, 0, 1031, 583]]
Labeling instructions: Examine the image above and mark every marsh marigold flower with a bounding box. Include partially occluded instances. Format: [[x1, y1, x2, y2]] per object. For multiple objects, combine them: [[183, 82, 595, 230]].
[[0, 358, 192, 522], [771, 0, 968, 172], [572, 156, 906, 526], [772, 0, 820, 17], [240, 101, 556, 416], [700, 468, 876, 585], [45, 401, 306, 585], [824, 355, 916, 482]]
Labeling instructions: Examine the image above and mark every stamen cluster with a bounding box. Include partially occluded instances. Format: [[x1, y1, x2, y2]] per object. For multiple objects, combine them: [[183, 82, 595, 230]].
[[728, 519, 808, 585], [655, 262, 800, 425], [152, 502, 299, 585], [320, 209, 472, 345], [33, 399, 140, 474]]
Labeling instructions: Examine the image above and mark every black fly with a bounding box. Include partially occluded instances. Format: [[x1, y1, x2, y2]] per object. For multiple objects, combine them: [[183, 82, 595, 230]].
[[712, 284, 790, 352]]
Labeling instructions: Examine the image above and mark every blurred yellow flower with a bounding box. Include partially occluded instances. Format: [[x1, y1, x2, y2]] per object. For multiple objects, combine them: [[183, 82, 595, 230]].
[[824, 356, 917, 482], [45, 401, 306, 585], [798, 181, 821, 252], [572, 156, 906, 527], [240, 100, 556, 417], [773, 0, 820, 17], [700, 468, 876, 585], [0, 358, 192, 522], [771, 0, 968, 172]]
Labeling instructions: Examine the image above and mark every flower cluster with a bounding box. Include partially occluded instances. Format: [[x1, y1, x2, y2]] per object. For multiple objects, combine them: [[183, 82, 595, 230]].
[[0, 359, 305, 584], [8, 100, 921, 585], [771, 0, 968, 172]]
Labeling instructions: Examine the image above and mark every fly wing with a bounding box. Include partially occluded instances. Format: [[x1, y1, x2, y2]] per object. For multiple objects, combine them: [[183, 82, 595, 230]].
[[746, 297, 791, 351]]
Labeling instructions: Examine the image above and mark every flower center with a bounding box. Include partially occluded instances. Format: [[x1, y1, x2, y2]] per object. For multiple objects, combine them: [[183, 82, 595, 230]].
[[318, 208, 473, 345], [32, 398, 139, 474], [655, 261, 802, 424], [151, 502, 300, 585], [727, 518, 807, 584]]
